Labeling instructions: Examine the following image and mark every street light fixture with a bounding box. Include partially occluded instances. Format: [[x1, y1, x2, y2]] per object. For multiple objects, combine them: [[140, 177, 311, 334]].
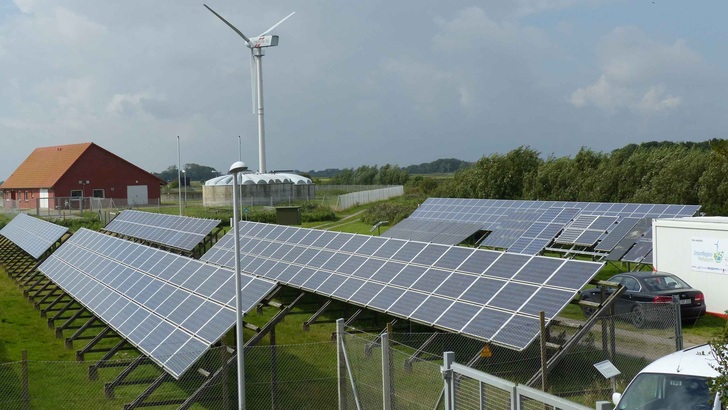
[[229, 160, 248, 409]]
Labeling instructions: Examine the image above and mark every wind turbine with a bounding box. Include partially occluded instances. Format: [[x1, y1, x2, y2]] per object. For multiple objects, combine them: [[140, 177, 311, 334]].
[[204, 4, 295, 174]]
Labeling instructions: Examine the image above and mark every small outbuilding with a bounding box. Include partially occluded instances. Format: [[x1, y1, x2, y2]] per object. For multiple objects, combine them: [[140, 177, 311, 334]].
[[1, 142, 165, 210], [653, 217, 728, 316]]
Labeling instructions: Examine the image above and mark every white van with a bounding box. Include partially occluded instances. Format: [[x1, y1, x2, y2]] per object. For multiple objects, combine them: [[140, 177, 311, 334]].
[[613, 344, 722, 410]]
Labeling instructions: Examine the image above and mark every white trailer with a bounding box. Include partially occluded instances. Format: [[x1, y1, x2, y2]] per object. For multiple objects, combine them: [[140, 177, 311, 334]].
[[653, 217, 728, 316]]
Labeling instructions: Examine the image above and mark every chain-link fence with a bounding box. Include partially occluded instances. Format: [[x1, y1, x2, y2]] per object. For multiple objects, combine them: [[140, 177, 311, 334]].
[[0, 302, 683, 409]]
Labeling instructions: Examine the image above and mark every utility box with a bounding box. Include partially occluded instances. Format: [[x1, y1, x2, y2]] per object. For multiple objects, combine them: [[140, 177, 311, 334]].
[[653, 217, 728, 315], [276, 206, 302, 226]]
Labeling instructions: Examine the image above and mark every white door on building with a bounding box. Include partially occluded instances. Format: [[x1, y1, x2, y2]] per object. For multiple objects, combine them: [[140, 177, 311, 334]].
[[127, 185, 148, 206], [39, 189, 49, 209]]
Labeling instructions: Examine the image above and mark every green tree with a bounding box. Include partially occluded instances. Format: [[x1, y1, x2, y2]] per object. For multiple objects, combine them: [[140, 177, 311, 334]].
[[441, 146, 541, 199]]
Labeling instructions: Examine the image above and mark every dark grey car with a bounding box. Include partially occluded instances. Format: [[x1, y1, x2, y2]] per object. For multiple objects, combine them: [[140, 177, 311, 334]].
[[580, 271, 706, 328]]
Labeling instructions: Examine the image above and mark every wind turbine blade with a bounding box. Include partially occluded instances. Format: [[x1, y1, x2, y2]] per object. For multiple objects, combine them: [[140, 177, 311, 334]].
[[204, 4, 252, 45], [249, 52, 256, 114], [258, 11, 295, 36]]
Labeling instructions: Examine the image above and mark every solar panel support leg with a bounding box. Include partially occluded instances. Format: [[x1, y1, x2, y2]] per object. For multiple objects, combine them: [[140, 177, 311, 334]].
[[33, 285, 60, 308], [526, 286, 626, 387], [178, 292, 306, 410], [303, 299, 332, 331], [50, 300, 79, 330], [76, 326, 112, 361], [344, 309, 363, 327], [404, 332, 439, 372], [104, 355, 149, 399], [64, 316, 97, 348], [21, 272, 43, 294], [25, 277, 49, 300], [14, 261, 41, 282], [41, 292, 68, 319], [123, 371, 172, 410], [89, 340, 128, 381], [365, 320, 397, 357]]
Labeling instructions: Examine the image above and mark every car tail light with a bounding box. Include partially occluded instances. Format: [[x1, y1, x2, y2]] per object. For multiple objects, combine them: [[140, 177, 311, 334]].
[[652, 296, 673, 303], [694, 293, 704, 302]]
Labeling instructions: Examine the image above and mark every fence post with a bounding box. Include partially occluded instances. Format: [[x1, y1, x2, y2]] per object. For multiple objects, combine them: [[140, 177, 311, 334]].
[[673, 296, 683, 351], [442, 351, 454, 410], [381, 332, 392, 410], [221, 340, 229, 410], [539, 311, 548, 392], [337, 318, 348, 410], [22, 349, 30, 410]]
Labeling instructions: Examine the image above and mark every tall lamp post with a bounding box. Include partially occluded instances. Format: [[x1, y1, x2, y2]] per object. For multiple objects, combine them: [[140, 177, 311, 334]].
[[78, 179, 89, 212], [181, 169, 187, 206], [229, 160, 248, 409]]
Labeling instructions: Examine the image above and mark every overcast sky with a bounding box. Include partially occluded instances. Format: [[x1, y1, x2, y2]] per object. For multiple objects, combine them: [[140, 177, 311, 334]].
[[1, 0, 726, 178]]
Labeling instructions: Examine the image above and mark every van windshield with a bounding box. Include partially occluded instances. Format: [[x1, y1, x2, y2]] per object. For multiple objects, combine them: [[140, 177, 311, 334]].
[[617, 373, 714, 410]]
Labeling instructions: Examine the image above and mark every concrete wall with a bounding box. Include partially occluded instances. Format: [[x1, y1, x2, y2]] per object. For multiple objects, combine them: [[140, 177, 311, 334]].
[[653, 217, 728, 315], [202, 183, 316, 207]]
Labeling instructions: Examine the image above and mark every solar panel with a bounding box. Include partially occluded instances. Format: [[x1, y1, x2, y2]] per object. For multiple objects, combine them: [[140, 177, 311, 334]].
[[481, 210, 542, 249], [594, 217, 640, 252], [201, 221, 603, 351], [39, 228, 276, 379], [507, 207, 580, 255], [381, 218, 482, 245], [621, 239, 652, 263], [0, 213, 68, 259], [553, 215, 613, 246], [103, 210, 220, 252], [605, 218, 652, 261]]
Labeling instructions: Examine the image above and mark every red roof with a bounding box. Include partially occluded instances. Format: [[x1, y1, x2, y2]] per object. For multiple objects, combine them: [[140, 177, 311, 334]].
[[0, 142, 165, 189], [1, 143, 92, 189]]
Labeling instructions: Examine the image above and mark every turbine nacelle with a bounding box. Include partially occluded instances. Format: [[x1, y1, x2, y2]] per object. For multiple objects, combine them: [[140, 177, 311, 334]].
[[249, 35, 279, 48]]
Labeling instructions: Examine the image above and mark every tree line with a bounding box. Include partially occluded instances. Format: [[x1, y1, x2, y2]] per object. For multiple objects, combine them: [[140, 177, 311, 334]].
[[155, 164, 219, 186], [327, 164, 410, 185], [435, 140, 728, 215], [307, 158, 470, 178]]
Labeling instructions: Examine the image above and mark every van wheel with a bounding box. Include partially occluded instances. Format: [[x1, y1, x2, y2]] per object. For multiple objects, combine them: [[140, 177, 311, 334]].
[[631, 305, 647, 328]]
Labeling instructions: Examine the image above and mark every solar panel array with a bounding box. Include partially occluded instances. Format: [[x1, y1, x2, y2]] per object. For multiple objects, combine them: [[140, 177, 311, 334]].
[[103, 210, 220, 252], [553, 215, 618, 247], [480, 210, 542, 249], [381, 219, 482, 245], [202, 221, 604, 351], [405, 199, 699, 256], [0, 213, 68, 259], [507, 207, 580, 255], [411, 199, 699, 225], [39, 228, 276, 378]]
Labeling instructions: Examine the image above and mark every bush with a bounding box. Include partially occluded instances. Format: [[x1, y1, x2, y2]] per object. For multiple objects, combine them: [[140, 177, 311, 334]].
[[51, 215, 103, 233], [247, 208, 276, 224], [361, 202, 417, 226], [300, 203, 336, 223]]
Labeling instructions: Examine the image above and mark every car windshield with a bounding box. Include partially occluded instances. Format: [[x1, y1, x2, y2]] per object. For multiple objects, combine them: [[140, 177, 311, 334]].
[[616, 373, 714, 410], [642, 275, 690, 292]]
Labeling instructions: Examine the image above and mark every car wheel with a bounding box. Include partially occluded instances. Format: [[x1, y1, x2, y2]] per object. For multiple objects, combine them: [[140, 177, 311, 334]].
[[630, 305, 647, 328], [580, 296, 596, 318]]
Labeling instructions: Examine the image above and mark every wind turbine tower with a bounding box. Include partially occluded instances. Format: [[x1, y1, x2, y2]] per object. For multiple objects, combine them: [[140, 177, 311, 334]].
[[205, 4, 295, 174]]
